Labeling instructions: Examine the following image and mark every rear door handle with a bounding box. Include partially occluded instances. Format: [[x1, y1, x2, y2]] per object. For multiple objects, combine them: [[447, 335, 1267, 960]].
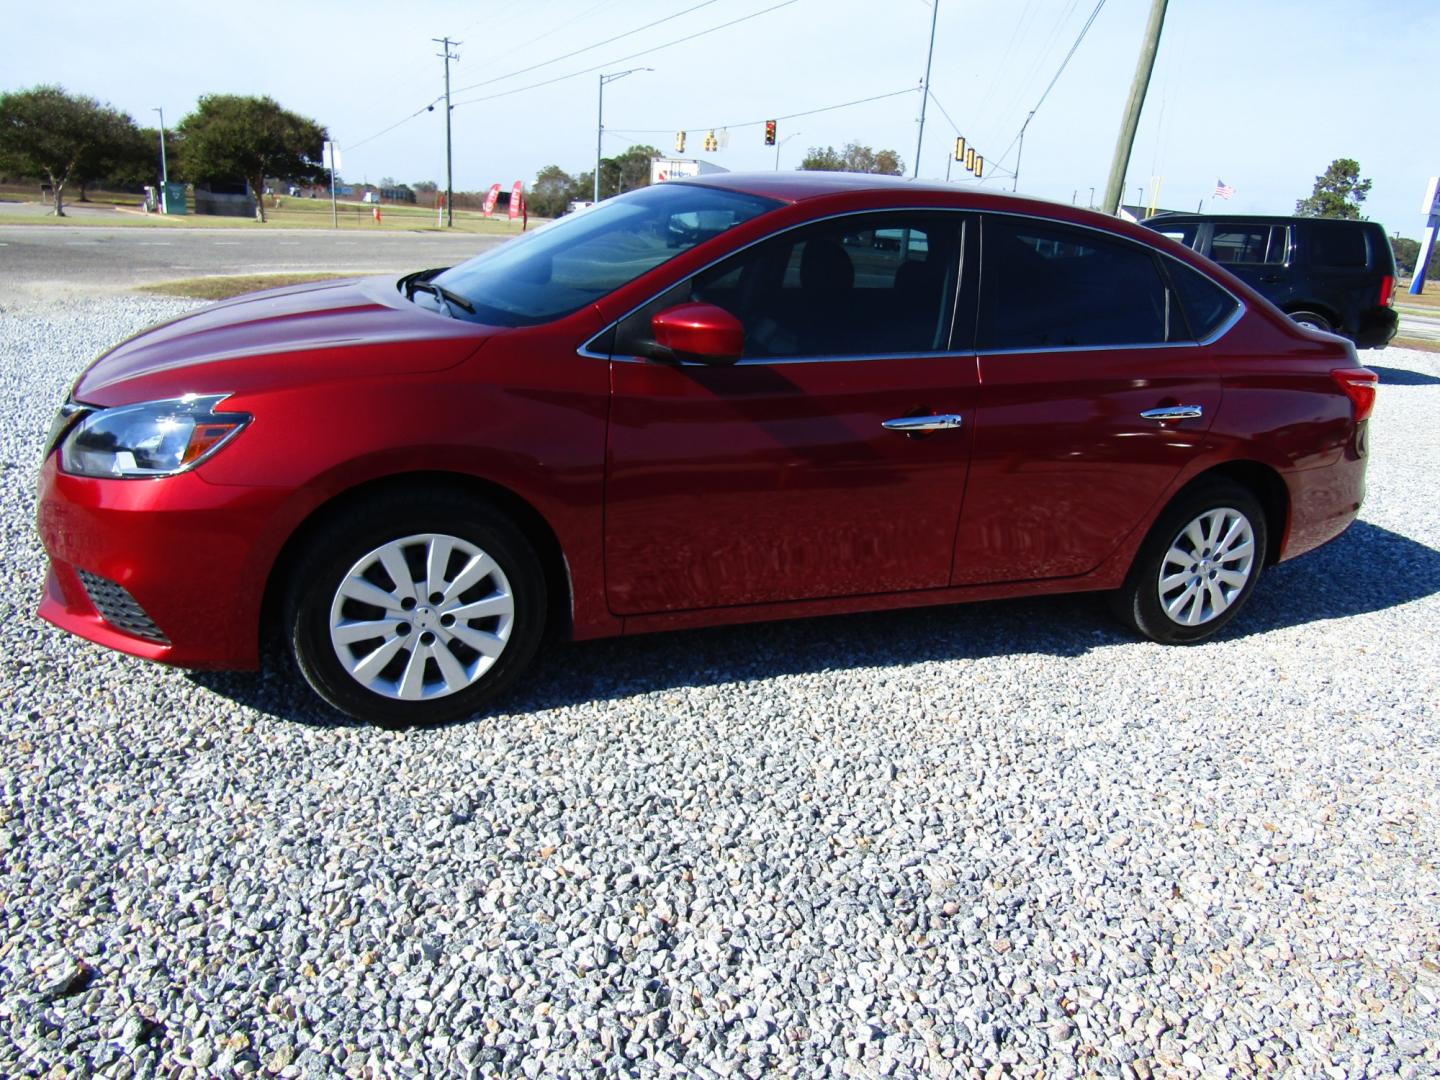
[[882, 414, 964, 433], [1140, 405, 1204, 421]]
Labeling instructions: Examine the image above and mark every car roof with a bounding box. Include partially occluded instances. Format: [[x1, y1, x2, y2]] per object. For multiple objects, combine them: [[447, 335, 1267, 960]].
[[671, 170, 1121, 220]]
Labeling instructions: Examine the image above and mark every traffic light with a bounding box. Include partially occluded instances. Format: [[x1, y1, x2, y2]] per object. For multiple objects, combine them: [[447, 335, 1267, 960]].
[[965, 147, 975, 172], [676, 131, 686, 153], [973, 155, 984, 179], [764, 120, 777, 146], [954, 137, 965, 162], [704, 130, 717, 153]]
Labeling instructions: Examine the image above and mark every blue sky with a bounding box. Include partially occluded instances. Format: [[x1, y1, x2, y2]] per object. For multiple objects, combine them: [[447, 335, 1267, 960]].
[[10, 0, 1438, 234]]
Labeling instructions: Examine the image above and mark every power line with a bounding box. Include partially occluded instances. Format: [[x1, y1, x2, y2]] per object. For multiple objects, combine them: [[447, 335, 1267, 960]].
[[450, 0, 803, 109], [992, 0, 1108, 172], [450, 0, 726, 95], [346, 1, 797, 157], [604, 85, 919, 138], [346, 98, 444, 153]]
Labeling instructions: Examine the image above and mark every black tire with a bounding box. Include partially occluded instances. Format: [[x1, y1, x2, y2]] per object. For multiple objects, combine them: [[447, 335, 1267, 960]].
[[284, 488, 546, 728], [1288, 310, 1333, 334], [1109, 480, 1267, 645]]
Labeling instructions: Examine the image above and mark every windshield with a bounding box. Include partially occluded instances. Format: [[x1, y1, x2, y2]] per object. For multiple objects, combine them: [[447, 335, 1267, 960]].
[[427, 183, 781, 327]]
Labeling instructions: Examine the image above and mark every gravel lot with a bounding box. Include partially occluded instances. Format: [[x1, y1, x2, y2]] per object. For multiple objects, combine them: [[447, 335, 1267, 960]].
[[2, 298, 1438, 1078]]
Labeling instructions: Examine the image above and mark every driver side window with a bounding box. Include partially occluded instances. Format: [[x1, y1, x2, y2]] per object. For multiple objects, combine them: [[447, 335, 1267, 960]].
[[615, 213, 963, 360]]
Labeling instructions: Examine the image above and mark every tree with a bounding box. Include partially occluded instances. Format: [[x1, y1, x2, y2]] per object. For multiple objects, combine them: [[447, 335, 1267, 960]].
[[176, 95, 327, 222], [78, 124, 158, 199], [593, 144, 662, 201], [0, 85, 139, 216], [1295, 158, 1372, 219], [798, 142, 904, 176], [1390, 235, 1440, 281], [412, 180, 438, 194], [530, 164, 581, 218]]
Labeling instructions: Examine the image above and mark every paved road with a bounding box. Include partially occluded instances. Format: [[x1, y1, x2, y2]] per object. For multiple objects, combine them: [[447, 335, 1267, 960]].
[[0, 223, 505, 300], [1398, 309, 1440, 342]]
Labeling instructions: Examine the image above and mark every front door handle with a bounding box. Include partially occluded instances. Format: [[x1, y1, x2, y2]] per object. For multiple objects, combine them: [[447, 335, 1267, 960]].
[[1140, 405, 1204, 421], [882, 414, 964, 433]]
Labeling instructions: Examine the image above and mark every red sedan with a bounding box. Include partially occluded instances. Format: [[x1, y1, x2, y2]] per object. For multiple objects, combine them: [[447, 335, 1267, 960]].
[[37, 174, 1376, 726]]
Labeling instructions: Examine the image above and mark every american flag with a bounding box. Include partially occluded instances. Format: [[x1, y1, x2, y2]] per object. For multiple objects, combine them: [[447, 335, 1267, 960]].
[[1214, 179, 1236, 200]]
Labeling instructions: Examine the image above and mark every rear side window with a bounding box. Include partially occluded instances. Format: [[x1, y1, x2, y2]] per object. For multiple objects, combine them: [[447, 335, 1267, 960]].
[[1209, 225, 1288, 265], [1308, 222, 1368, 268], [978, 217, 1174, 350], [1165, 260, 1240, 341]]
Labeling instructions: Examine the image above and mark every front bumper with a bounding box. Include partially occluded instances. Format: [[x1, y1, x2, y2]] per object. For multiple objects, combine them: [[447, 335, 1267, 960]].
[[36, 456, 285, 669]]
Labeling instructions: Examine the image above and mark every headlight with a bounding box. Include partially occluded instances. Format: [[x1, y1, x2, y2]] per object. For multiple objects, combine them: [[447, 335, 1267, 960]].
[[57, 394, 251, 479]]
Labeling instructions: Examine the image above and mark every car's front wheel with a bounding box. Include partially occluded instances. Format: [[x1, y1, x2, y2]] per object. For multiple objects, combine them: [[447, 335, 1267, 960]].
[[1110, 480, 1267, 645], [285, 489, 546, 727]]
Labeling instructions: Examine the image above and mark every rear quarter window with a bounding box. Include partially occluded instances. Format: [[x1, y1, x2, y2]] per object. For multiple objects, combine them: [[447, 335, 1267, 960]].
[[1166, 259, 1240, 341], [1307, 222, 1369, 268]]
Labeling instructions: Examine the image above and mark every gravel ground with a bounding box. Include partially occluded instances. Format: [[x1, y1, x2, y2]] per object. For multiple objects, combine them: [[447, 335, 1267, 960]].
[[1, 298, 1437, 1079]]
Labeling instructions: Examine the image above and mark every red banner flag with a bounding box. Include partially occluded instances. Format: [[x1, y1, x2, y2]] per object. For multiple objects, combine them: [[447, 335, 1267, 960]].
[[482, 183, 502, 217], [508, 181, 524, 220]]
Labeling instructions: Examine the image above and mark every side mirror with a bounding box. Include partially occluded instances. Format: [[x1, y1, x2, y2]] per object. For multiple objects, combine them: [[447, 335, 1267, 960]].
[[650, 302, 744, 365]]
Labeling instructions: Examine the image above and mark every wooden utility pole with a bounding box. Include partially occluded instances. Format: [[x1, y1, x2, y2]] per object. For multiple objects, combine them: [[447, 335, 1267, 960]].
[[433, 37, 460, 228], [1102, 0, 1167, 215]]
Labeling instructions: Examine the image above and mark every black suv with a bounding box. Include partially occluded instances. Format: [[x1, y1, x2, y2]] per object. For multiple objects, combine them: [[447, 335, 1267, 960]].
[[1141, 213, 1398, 349]]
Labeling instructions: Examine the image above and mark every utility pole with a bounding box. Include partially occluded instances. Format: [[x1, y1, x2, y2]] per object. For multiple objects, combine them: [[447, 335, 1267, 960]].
[[1102, 0, 1167, 215], [433, 37, 460, 228], [913, 0, 940, 178]]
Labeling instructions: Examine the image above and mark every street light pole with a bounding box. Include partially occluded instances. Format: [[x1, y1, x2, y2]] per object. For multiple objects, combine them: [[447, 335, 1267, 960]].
[[775, 132, 801, 171], [1013, 110, 1035, 193], [152, 107, 168, 213], [596, 68, 652, 203], [913, 0, 940, 178], [152, 108, 168, 187]]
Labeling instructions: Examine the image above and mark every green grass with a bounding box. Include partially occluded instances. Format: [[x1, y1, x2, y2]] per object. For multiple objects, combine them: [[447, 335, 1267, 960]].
[[137, 273, 362, 300], [0, 187, 533, 234]]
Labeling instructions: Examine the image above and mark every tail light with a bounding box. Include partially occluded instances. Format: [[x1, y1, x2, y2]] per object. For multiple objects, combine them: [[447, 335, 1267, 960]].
[[1332, 367, 1378, 422], [1379, 275, 1395, 307]]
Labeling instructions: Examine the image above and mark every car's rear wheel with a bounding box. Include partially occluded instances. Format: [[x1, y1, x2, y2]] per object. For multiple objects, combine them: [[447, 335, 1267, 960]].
[[1289, 310, 1333, 334], [285, 490, 546, 727], [1110, 480, 1267, 645]]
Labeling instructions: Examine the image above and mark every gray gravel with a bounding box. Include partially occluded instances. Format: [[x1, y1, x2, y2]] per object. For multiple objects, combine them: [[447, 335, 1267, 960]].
[[2, 298, 1438, 1078]]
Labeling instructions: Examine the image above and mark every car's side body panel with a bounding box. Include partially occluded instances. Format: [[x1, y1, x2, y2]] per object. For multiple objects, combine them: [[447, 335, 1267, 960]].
[[605, 353, 979, 614], [35, 177, 1370, 680]]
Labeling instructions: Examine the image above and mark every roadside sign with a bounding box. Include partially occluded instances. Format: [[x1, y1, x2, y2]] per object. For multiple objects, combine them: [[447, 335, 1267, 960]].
[[1411, 175, 1439, 294]]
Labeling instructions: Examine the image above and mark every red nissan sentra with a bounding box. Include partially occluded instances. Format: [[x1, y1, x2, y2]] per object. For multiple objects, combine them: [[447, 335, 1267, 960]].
[[36, 174, 1376, 726]]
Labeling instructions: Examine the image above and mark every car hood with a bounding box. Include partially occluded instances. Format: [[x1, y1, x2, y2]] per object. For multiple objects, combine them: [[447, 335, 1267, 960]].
[[74, 275, 493, 405]]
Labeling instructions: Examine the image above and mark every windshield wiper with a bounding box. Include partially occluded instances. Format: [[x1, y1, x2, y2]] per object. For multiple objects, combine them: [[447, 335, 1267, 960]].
[[408, 280, 475, 317], [399, 268, 474, 317]]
